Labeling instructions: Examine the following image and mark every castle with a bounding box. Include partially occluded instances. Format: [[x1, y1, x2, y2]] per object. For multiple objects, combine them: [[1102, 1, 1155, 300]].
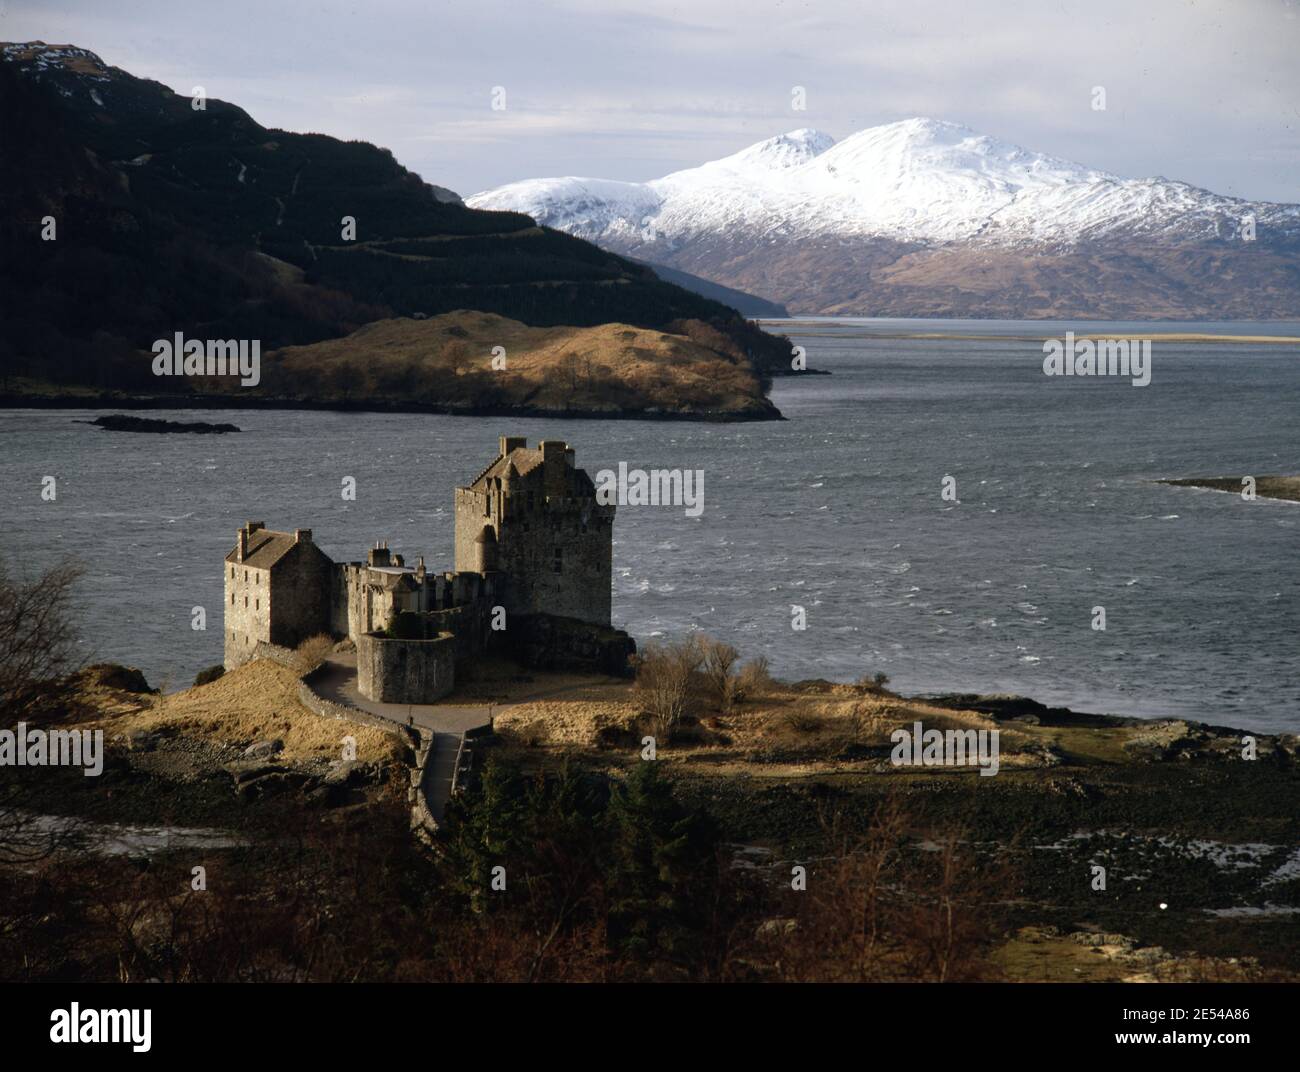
[[223, 437, 633, 703]]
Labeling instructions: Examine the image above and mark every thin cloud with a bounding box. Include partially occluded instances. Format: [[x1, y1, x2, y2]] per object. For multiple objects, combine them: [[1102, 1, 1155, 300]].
[[5, 0, 1297, 200]]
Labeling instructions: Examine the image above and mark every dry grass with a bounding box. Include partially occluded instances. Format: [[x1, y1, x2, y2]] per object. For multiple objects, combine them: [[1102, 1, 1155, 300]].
[[82, 660, 403, 764], [494, 672, 1047, 773], [494, 675, 642, 747]]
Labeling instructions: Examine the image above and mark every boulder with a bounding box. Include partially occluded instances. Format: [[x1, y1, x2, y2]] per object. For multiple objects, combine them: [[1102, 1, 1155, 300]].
[[236, 769, 310, 802], [243, 738, 284, 759], [305, 783, 350, 809], [324, 759, 374, 788], [87, 663, 154, 693], [224, 761, 285, 785], [124, 729, 158, 752]]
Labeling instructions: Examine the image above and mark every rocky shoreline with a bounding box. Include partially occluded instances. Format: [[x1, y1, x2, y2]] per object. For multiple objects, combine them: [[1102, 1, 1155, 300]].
[[1160, 475, 1300, 503], [925, 692, 1300, 762], [4, 391, 786, 423]]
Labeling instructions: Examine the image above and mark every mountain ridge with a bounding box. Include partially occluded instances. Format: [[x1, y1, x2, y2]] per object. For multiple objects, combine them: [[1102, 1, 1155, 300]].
[[0, 41, 793, 413], [469, 119, 1300, 319]]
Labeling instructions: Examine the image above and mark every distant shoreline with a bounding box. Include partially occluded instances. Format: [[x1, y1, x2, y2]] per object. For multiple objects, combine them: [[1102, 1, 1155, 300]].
[[0, 392, 786, 423], [759, 325, 1300, 344]]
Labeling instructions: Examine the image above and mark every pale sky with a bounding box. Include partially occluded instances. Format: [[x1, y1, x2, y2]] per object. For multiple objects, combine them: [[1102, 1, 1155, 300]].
[[6, 0, 1299, 202]]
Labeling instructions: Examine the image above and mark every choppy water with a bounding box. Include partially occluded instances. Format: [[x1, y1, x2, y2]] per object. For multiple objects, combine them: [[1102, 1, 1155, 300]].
[[2, 319, 1298, 731]]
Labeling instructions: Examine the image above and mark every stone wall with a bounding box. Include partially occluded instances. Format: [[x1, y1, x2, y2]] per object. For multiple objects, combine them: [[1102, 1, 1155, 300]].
[[297, 666, 421, 753], [224, 560, 271, 668], [268, 541, 334, 649], [506, 612, 635, 675], [250, 641, 301, 670], [297, 666, 434, 840], [356, 631, 456, 704], [495, 495, 612, 625]]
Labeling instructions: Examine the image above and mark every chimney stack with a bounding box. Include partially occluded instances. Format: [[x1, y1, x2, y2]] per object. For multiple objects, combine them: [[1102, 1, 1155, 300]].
[[540, 440, 569, 498]]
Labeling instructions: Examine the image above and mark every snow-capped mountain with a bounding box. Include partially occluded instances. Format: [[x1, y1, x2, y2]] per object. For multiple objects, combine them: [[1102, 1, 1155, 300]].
[[469, 119, 1300, 318]]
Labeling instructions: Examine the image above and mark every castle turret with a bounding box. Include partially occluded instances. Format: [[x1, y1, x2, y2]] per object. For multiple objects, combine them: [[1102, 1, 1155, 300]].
[[473, 525, 498, 573]]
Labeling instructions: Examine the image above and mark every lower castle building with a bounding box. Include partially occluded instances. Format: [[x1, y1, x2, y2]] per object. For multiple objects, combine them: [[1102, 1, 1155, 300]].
[[223, 437, 633, 703]]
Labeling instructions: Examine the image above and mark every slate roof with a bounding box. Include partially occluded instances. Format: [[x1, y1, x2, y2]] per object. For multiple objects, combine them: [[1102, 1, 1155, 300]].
[[465, 447, 545, 491], [225, 528, 299, 569]]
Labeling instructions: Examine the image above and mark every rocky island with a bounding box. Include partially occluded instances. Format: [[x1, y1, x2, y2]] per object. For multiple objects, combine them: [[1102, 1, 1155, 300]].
[[82, 414, 242, 434], [1161, 476, 1300, 503]]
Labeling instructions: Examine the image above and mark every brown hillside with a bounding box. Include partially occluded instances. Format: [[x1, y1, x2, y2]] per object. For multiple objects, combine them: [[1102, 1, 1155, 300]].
[[257, 311, 781, 420]]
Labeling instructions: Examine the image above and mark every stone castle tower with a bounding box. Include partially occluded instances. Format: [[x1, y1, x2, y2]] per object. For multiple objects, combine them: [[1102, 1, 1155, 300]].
[[454, 437, 613, 626]]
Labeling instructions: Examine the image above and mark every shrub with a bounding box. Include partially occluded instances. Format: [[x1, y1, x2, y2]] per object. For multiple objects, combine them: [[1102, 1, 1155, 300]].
[[295, 634, 335, 673], [194, 664, 225, 687], [857, 671, 890, 694], [782, 711, 825, 735], [846, 700, 881, 741]]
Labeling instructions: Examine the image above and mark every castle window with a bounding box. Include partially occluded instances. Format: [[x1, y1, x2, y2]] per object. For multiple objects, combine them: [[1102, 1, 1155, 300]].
[[255, 599, 259, 610], [553, 548, 563, 574], [230, 567, 234, 579], [244, 596, 248, 608], [230, 593, 235, 605], [244, 570, 248, 582]]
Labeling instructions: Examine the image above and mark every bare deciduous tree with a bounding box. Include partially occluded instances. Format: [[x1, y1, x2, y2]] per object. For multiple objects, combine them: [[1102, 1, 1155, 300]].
[[736, 655, 771, 703], [0, 557, 84, 724], [699, 636, 740, 713], [633, 636, 704, 739], [0, 557, 86, 867]]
